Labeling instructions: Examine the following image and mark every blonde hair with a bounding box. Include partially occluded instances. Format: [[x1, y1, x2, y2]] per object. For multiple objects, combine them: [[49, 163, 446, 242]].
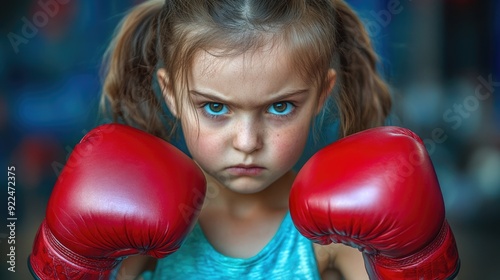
[[100, 0, 391, 139]]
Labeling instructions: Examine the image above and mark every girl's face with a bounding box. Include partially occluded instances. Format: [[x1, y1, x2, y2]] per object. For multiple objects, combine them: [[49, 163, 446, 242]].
[[162, 42, 334, 194]]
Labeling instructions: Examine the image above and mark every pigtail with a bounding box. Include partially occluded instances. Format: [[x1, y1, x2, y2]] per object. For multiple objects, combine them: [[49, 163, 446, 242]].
[[332, 0, 392, 137], [100, 0, 169, 139]]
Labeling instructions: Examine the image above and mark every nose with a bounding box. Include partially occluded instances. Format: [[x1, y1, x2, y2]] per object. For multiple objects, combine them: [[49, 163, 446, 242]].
[[232, 117, 263, 154]]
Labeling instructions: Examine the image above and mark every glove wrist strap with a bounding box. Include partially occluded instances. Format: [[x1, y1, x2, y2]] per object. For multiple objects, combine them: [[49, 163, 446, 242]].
[[28, 220, 117, 279], [366, 221, 460, 279]]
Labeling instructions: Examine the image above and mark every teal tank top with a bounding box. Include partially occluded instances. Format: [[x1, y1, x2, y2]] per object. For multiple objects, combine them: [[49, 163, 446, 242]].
[[140, 211, 321, 280]]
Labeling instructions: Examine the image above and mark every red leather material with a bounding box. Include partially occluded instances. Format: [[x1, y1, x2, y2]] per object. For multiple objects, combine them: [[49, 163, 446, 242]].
[[30, 221, 115, 279], [365, 221, 460, 279], [29, 124, 206, 279], [289, 126, 460, 280]]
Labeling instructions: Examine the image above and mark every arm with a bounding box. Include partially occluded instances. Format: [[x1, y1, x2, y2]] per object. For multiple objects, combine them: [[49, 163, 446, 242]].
[[314, 243, 368, 280], [115, 256, 157, 280], [330, 243, 368, 280]]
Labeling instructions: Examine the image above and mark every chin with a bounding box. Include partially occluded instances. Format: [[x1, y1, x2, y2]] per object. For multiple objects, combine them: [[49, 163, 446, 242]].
[[224, 177, 272, 194]]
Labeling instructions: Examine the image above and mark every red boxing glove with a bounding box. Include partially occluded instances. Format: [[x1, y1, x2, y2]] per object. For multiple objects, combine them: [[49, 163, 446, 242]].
[[290, 126, 460, 279], [28, 124, 206, 279]]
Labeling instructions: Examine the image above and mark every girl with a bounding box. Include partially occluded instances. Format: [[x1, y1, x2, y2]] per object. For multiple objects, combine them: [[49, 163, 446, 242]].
[[102, 0, 391, 279]]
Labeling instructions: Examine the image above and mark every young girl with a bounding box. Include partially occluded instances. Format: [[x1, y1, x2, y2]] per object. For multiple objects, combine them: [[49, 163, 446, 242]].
[[102, 0, 391, 279]]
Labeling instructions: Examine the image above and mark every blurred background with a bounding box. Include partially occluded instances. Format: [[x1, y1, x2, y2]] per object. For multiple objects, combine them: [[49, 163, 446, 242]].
[[0, 0, 498, 279]]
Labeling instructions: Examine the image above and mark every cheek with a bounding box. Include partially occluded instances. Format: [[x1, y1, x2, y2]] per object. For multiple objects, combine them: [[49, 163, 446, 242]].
[[182, 119, 223, 164], [270, 121, 311, 168]]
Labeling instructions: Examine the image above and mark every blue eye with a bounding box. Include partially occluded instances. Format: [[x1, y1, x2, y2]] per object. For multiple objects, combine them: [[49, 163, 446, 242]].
[[267, 102, 294, 116], [203, 102, 228, 116]]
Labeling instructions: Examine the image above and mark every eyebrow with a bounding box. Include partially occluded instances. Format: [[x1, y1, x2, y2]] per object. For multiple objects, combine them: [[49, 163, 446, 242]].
[[189, 88, 310, 106]]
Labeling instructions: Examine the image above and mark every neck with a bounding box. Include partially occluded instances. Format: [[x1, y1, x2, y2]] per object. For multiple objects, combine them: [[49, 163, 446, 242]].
[[202, 171, 295, 218]]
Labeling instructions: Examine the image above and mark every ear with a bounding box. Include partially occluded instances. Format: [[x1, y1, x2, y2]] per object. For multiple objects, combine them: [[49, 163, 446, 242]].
[[316, 68, 337, 115], [157, 68, 178, 118]]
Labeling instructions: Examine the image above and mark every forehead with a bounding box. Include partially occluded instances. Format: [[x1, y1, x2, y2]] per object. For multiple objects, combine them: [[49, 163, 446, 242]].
[[188, 41, 310, 100], [193, 40, 291, 75]]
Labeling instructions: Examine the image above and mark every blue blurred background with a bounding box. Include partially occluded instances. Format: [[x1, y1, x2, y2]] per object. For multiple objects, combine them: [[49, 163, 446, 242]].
[[1, 0, 499, 279]]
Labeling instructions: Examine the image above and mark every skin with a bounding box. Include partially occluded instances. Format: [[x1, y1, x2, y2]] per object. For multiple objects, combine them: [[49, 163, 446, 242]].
[[118, 41, 368, 280]]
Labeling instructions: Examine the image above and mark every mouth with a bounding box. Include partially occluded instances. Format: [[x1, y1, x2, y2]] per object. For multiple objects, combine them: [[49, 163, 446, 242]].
[[225, 164, 265, 176]]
